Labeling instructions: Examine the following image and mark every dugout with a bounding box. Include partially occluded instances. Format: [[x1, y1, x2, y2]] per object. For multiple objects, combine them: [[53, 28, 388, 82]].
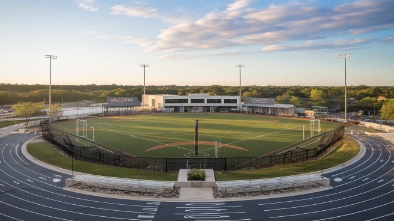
[[104, 97, 141, 116]]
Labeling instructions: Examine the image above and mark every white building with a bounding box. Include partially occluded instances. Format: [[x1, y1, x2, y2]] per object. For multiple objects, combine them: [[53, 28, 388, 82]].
[[143, 94, 294, 115], [144, 93, 240, 112]]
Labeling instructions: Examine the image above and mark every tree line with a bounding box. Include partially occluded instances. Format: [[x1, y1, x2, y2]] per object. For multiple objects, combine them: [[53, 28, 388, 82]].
[[1, 84, 393, 118]]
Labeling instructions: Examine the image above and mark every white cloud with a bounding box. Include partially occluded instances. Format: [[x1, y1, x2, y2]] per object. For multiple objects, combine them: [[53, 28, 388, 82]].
[[144, 0, 394, 53], [96, 34, 154, 48], [380, 36, 394, 44], [98, 0, 394, 55], [75, 0, 98, 11], [110, 4, 182, 23], [261, 38, 374, 52], [111, 5, 159, 18]]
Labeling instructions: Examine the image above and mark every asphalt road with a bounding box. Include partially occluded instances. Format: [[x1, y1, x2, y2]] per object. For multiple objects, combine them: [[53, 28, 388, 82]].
[[0, 133, 393, 221]]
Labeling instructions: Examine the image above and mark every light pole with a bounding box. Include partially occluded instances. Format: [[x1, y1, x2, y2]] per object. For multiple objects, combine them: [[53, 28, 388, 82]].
[[140, 64, 149, 110], [339, 53, 350, 123], [235, 64, 245, 111], [373, 103, 379, 123], [45, 55, 57, 110]]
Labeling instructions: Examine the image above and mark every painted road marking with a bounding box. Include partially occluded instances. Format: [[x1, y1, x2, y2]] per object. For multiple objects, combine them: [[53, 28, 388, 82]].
[[137, 215, 154, 219], [13, 181, 19, 185], [378, 180, 384, 183], [362, 178, 369, 181], [53, 178, 61, 183], [27, 179, 33, 182], [334, 178, 342, 182], [176, 202, 249, 220], [39, 177, 46, 180], [349, 176, 355, 179]]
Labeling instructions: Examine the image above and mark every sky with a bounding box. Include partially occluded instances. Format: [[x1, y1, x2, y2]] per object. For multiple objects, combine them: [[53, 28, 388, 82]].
[[1, 0, 394, 87]]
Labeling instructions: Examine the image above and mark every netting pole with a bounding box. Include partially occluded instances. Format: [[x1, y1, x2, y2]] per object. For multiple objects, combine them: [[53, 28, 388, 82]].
[[85, 120, 88, 139], [76, 119, 79, 136], [215, 141, 218, 158], [310, 120, 315, 137]]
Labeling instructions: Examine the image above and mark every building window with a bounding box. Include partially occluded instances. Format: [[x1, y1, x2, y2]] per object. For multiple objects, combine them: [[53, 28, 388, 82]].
[[207, 99, 221, 103], [191, 99, 205, 103], [165, 99, 188, 103], [224, 99, 237, 103]]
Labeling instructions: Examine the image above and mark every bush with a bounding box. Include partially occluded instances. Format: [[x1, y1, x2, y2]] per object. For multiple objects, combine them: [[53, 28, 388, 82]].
[[187, 168, 206, 181]]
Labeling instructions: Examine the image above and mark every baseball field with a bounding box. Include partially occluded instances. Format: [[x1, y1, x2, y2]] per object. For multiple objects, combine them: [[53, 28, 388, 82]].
[[53, 113, 339, 158]]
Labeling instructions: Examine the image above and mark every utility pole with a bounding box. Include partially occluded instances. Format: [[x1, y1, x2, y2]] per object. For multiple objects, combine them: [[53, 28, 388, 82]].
[[140, 64, 149, 110], [45, 55, 57, 109], [339, 53, 350, 123], [235, 64, 245, 111]]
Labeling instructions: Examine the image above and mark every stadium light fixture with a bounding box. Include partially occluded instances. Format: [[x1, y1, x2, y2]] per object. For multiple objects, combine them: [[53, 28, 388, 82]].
[[235, 64, 245, 111], [339, 53, 350, 123], [45, 55, 57, 110], [140, 64, 149, 110]]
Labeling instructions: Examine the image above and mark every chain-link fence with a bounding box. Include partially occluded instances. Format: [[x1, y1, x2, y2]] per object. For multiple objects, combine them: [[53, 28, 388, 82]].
[[42, 123, 344, 172]]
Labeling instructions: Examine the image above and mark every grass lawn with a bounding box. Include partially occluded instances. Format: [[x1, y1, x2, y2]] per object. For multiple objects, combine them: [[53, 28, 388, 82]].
[[346, 125, 386, 133], [27, 142, 178, 181], [0, 120, 26, 128], [52, 113, 340, 158], [214, 136, 359, 180], [27, 135, 359, 181]]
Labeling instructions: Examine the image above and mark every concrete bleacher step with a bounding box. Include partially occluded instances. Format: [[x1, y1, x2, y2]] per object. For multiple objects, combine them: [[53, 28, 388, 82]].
[[179, 187, 214, 200]]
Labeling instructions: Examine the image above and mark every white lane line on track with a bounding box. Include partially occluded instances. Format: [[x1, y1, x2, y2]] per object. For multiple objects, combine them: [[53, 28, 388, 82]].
[[0, 200, 73, 221], [13, 181, 19, 185], [0, 168, 156, 208], [4, 193, 153, 220], [263, 178, 394, 212], [0, 211, 25, 221], [0, 176, 158, 214], [363, 178, 369, 181], [270, 188, 394, 219], [13, 144, 29, 165], [137, 215, 154, 219], [39, 177, 47, 180], [5, 141, 54, 180], [259, 136, 394, 207], [378, 180, 384, 183], [330, 136, 375, 178], [334, 139, 391, 188]]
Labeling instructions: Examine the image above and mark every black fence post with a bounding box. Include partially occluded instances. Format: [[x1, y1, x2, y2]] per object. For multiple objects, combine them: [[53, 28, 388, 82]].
[[165, 157, 168, 172]]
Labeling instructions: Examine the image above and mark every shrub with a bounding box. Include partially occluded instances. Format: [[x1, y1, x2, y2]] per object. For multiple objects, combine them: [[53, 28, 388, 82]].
[[187, 168, 206, 181]]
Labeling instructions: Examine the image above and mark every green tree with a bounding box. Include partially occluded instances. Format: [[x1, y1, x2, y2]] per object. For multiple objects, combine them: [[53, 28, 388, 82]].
[[380, 99, 394, 120], [355, 97, 378, 109], [47, 103, 63, 119], [310, 88, 324, 100], [12, 102, 44, 122]]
